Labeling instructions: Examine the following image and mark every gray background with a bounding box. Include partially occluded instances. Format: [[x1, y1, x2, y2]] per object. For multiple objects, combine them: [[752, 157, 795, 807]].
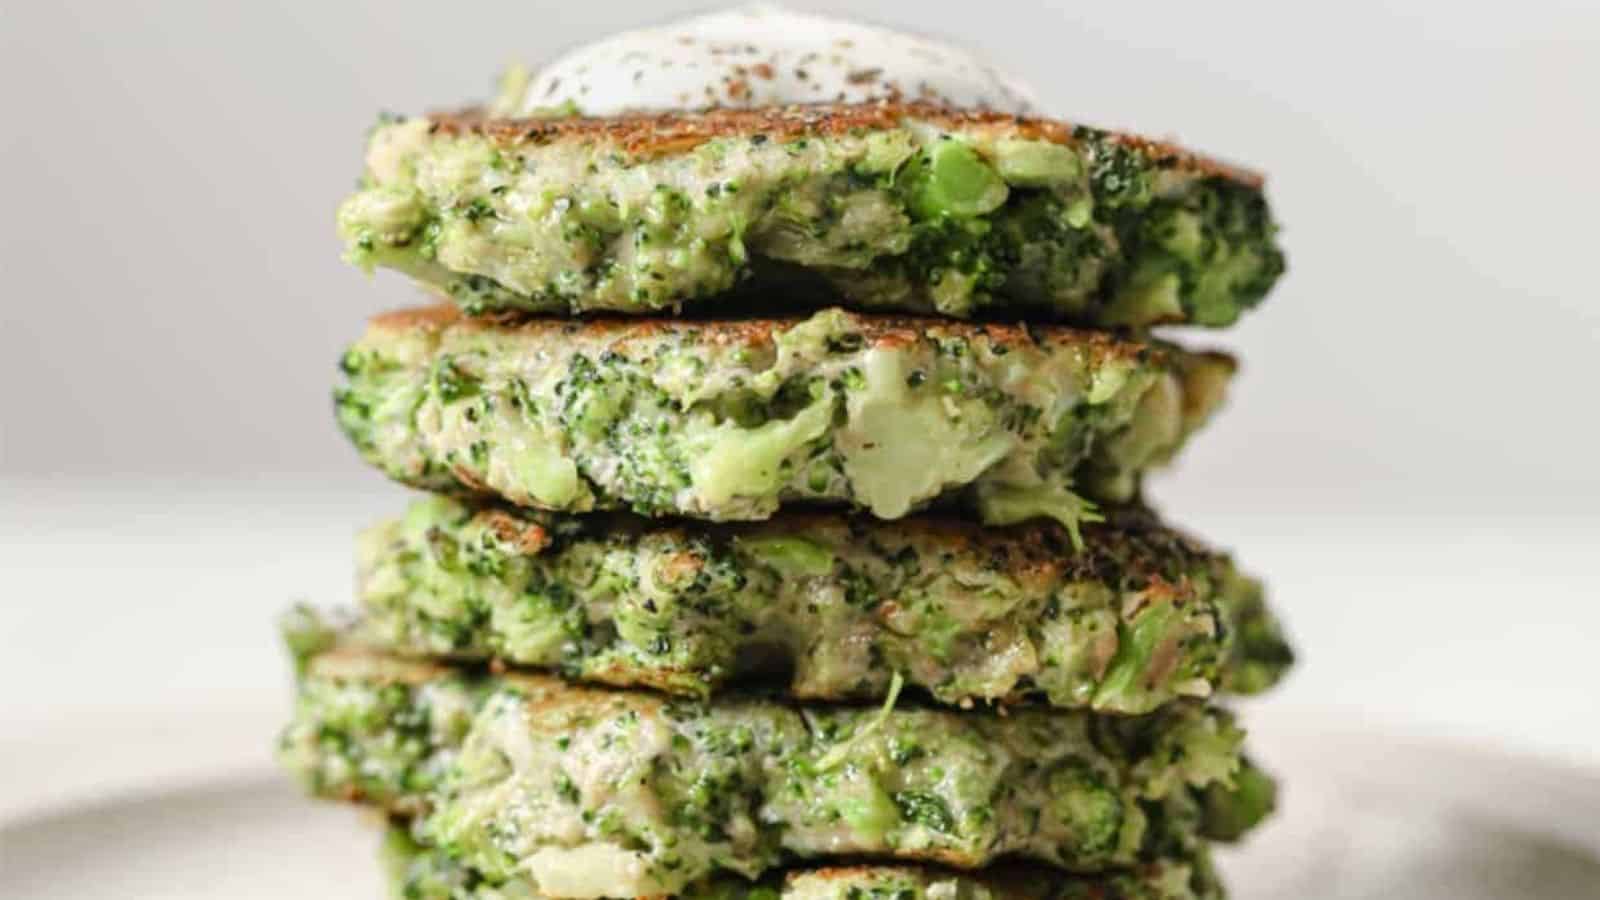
[[4, 0, 1597, 518]]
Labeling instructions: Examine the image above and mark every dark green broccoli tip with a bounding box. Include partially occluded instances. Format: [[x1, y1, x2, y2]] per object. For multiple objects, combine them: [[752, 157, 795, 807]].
[[1228, 623, 1297, 695], [332, 387, 373, 455], [1115, 179, 1286, 327], [889, 134, 1283, 326], [1048, 761, 1128, 861], [1220, 578, 1296, 696], [1199, 758, 1278, 841]]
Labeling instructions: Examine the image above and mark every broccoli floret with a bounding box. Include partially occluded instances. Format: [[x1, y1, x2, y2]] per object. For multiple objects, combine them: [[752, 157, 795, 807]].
[[1199, 757, 1279, 842], [1216, 569, 1296, 695], [1111, 179, 1286, 327], [1048, 760, 1131, 862]]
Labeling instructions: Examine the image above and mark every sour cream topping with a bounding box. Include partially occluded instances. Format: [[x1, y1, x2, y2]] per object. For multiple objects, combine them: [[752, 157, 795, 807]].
[[496, 4, 1038, 117]]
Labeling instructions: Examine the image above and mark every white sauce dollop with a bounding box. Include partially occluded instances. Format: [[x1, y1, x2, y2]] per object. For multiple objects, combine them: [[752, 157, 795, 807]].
[[502, 4, 1038, 117]]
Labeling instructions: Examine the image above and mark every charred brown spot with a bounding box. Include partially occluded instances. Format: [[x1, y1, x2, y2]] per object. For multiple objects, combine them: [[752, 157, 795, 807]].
[[368, 303, 462, 333], [655, 550, 707, 584], [480, 509, 552, 555]]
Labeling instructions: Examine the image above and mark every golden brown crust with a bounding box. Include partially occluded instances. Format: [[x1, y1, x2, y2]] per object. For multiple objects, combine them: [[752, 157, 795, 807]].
[[507, 671, 646, 725], [581, 655, 707, 695], [797, 866, 916, 884], [424, 101, 1263, 188], [682, 508, 1210, 590], [364, 303, 1174, 365], [308, 645, 449, 684], [367, 303, 461, 332], [1191, 350, 1239, 374]]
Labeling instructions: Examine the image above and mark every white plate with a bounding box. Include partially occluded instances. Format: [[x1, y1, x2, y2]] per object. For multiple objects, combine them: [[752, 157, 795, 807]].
[[3, 715, 1598, 899], [1216, 716, 1600, 898]]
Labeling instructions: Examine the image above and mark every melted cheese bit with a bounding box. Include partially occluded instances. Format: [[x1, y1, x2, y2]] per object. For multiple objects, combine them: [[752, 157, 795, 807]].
[[495, 4, 1038, 117]]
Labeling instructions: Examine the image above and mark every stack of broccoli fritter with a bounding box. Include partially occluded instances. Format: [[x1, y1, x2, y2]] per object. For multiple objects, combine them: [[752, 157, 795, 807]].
[[282, 81, 1290, 900]]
